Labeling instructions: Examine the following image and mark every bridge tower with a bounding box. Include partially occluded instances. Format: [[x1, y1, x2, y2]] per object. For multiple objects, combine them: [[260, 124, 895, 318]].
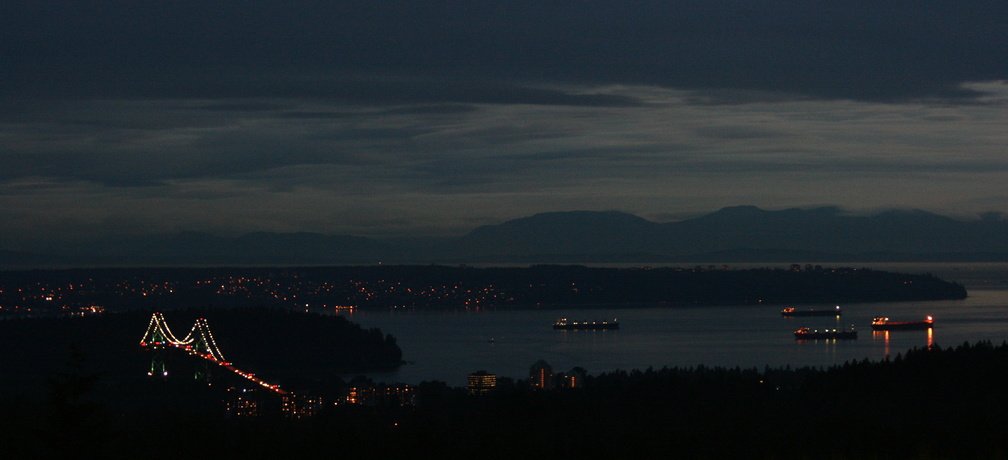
[[139, 313, 237, 383], [139, 312, 181, 377], [182, 318, 227, 382]]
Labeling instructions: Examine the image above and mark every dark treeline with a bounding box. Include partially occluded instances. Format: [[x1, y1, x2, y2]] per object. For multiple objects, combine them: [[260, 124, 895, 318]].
[[390, 343, 1008, 459], [0, 265, 967, 314], [4, 342, 1008, 459]]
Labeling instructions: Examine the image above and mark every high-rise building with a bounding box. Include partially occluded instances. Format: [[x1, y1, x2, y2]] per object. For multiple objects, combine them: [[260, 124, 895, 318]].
[[467, 370, 497, 395], [529, 359, 554, 390]]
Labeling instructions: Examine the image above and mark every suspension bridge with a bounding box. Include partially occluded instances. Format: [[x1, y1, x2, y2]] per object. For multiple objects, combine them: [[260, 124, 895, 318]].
[[139, 312, 287, 395]]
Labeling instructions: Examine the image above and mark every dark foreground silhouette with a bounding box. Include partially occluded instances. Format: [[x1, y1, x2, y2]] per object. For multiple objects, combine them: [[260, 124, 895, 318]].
[[3, 341, 1007, 459]]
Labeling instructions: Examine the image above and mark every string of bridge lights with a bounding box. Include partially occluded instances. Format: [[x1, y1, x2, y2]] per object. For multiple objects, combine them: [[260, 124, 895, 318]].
[[140, 312, 287, 394], [140, 312, 227, 362]]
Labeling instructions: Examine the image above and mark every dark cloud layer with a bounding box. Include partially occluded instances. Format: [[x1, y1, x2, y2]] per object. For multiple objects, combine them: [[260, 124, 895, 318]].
[[4, 1, 1007, 102], [1, 2, 1007, 246]]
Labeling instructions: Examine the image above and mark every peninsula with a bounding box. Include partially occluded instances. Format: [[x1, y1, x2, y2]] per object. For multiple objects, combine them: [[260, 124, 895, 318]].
[[0, 265, 967, 315]]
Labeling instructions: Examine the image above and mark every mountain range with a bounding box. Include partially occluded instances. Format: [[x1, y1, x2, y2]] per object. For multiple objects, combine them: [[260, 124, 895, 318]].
[[4, 206, 1008, 267]]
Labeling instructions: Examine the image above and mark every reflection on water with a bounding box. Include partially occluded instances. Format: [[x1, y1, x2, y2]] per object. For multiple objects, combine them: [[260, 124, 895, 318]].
[[873, 330, 891, 357], [344, 265, 1008, 384], [873, 326, 935, 358]]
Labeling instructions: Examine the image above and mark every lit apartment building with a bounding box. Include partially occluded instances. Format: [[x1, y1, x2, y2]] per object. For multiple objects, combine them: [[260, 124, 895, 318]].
[[529, 359, 554, 390], [467, 370, 497, 395]]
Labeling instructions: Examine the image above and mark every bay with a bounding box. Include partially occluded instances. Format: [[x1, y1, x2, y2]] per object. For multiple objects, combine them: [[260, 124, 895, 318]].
[[341, 263, 1008, 386]]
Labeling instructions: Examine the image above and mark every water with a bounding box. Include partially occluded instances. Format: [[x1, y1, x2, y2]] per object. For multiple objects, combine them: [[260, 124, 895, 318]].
[[341, 263, 1008, 386]]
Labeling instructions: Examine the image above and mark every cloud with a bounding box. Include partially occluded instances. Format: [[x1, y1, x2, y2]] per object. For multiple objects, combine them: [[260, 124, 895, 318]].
[[1, 2, 1008, 245], [695, 125, 787, 140], [5, 82, 1007, 195], [3, 2, 1007, 103]]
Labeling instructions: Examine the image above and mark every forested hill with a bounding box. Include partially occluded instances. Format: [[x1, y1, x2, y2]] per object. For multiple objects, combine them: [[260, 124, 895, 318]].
[[412, 265, 968, 306]]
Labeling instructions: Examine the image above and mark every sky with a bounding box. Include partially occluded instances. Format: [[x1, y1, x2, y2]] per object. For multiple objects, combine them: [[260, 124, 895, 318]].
[[2, 1, 1007, 248]]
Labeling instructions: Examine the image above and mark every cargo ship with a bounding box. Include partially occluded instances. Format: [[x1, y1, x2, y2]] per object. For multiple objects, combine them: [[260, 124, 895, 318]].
[[871, 315, 933, 330], [794, 327, 857, 340], [781, 306, 842, 317], [553, 318, 619, 330]]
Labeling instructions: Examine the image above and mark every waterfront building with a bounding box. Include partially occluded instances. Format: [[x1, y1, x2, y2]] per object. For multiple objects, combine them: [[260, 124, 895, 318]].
[[282, 393, 325, 419], [225, 386, 291, 418], [347, 384, 416, 406], [467, 370, 497, 395], [225, 387, 261, 418]]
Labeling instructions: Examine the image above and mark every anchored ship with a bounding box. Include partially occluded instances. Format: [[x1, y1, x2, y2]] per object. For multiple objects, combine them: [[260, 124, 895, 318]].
[[871, 315, 934, 330], [794, 326, 858, 340], [553, 318, 619, 330], [781, 306, 842, 317]]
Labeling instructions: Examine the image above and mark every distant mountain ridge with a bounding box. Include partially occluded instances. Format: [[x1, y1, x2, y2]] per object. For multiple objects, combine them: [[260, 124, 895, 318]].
[[3, 206, 1008, 266], [444, 206, 1008, 262]]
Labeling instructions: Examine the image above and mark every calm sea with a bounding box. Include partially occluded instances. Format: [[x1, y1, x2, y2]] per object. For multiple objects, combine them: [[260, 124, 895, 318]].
[[341, 263, 1008, 386]]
